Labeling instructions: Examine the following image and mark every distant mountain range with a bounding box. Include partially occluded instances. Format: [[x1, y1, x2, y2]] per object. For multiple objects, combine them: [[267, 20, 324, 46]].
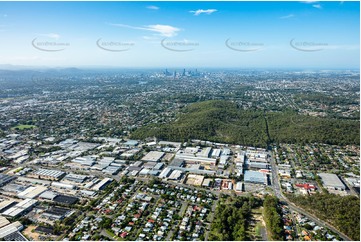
[[0, 64, 82, 72]]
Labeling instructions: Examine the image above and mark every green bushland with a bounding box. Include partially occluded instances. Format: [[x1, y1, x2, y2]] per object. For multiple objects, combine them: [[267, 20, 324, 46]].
[[209, 196, 262, 241], [263, 195, 284, 240], [132, 100, 359, 146], [287, 193, 360, 241]]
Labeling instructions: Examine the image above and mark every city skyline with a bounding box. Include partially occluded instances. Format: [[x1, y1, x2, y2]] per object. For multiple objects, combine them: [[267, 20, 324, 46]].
[[0, 1, 359, 68]]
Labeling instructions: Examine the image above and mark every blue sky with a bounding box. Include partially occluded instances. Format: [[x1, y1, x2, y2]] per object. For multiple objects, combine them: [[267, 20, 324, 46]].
[[0, 1, 359, 69]]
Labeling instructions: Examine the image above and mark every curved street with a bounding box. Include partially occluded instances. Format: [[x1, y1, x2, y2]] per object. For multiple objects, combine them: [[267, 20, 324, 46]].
[[269, 150, 352, 241]]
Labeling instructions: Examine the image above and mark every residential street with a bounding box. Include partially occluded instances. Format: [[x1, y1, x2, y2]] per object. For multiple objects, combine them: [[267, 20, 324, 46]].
[[269, 150, 352, 241]]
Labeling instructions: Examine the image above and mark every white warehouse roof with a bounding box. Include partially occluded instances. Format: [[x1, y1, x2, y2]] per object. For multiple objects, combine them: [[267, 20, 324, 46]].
[[318, 173, 346, 190], [141, 151, 165, 162]]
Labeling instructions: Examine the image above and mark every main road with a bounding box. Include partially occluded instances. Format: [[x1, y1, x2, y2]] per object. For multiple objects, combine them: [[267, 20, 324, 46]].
[[268, 150, 353, 241]]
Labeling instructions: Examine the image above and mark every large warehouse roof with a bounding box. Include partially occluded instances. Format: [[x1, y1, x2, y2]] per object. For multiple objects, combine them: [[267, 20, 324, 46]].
[[0, 221, 23, 239], [17, 186, 47, 199], [244, 170, 266, 184], [0, 216, 10, 229], [141, 151, 165, 162], [34, 169, 65, 179], [318, 173, 345, 190]]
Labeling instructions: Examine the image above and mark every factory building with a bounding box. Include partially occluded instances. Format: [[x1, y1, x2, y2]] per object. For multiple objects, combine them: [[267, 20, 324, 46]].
[[222, 148, 231, 156], [91, 178, 113, 191], [123, 140, 139, 147], [211, 149, 221, 158], [71, 156, 95, 166], [0, 174, 16, 188], [218, 155, 229, 168], [17, 186, 48, 199], [168, 170, 183, 180], [159, 167, 172, 179], [202, 179, 212, 187], [244, 170, 267, 184], [139, 168, 150, 176], [17, 177, 51, 186], [153, 162, 164, 170], [29, 169, 65, 181], [198, 147, 212, 158], [42, 206, 72, 220], [0, 221, 24, 239], [63, 173, 87, 183], [318, 173, 346, 190], [175, 154, 216, 166], [1, 199, 37, 218], [143, 162, 156, 169], [235, 182, 243, 192], [0, 200, 17, 213], [102, 166, 121, 175], [247, 161, 270, 170], [141, 151, 165, 162], [39, 191, 58, 201], [0, 216, 10, 229], [51, 182, 76, 190]]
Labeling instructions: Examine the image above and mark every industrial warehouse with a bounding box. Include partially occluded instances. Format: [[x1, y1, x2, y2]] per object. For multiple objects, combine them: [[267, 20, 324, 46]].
[[318, 173, 346, 191]]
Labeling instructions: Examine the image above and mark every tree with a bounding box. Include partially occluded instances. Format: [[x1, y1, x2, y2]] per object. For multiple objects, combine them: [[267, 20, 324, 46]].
[[287, 193, 360, 241], [209, 196, 262, 241], [263, 195, 284, 240], [99, 216, 112, 229]]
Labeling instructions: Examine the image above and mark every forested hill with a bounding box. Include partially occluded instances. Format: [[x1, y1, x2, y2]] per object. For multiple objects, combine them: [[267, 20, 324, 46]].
[[132, 100, 359, 147]]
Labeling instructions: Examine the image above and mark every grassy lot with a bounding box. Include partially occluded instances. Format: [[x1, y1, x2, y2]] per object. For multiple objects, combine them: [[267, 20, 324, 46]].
[[11, 124, 37, 130], [248, 207, 267, 241], [105, 229, 123, 241]]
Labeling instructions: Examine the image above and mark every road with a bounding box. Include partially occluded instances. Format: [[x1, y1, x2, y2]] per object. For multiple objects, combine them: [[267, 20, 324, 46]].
[[269, 150, 353, 241], [166, 201, 188, 240]]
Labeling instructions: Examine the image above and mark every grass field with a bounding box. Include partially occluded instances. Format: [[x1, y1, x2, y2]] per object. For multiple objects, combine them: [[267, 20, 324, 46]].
[[249, 207, 267, 241], [105, 229, 123, 241], [11, 124, 37, 130]]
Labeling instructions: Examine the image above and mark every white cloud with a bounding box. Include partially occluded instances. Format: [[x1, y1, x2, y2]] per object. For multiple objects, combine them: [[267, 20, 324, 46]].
[[312, 4, 322, 9], [280, 14, 295, 19], [142, 36, 158, 40], [189, 9, 217, 16], [142, 36, 161, 45], [300, 1, 322, 9], [145, 24, 180, 37], [110, 23, 180, 37], [39, 33, 61, 39], [147, 6, 159, 10]]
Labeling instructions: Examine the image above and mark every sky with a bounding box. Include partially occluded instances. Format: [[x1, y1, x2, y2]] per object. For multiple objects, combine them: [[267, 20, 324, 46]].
[[0, 1, 359, 69]]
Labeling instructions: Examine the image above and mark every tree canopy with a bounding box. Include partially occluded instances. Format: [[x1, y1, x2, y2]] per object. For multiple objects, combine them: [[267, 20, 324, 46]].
[[132, 100, 359, 146], [209, 195, 262, 241], [287, 193, 360, 241], [263, 195, 284, 240]]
